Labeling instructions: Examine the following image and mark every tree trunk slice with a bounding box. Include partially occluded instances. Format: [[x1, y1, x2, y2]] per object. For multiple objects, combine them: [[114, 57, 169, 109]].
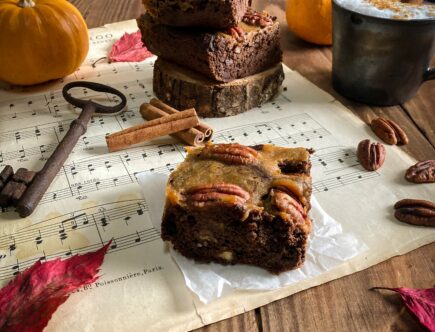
[[153, 58, 284, 118]]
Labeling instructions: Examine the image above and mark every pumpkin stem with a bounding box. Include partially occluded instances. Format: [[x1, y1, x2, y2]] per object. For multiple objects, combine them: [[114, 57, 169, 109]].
[[18, 0, 35, 8]]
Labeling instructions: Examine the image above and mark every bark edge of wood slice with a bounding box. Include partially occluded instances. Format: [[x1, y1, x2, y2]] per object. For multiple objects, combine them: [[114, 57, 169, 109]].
[[153, 58, 285, 118]]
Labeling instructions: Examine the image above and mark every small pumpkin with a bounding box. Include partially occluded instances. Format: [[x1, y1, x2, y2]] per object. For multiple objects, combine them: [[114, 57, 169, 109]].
[[286, 0, 332, 46], [0, 0, 89, 86]]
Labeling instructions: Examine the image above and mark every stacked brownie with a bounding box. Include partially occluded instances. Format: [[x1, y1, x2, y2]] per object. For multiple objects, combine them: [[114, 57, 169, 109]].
[[138, 0, 284, 117]]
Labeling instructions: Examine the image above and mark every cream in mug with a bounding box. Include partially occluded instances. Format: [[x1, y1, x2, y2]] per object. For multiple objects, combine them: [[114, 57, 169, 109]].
[[335, 0, 435, 20]]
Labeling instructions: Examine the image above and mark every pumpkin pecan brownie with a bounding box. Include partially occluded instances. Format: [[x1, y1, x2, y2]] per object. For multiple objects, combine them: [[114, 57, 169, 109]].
[[142, 0, 249, 29], [137, 8, 282, 82], [161, 143, 312, 274]]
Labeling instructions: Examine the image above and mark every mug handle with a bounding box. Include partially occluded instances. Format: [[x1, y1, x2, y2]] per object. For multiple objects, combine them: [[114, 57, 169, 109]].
[[424, 67, 435, 81]]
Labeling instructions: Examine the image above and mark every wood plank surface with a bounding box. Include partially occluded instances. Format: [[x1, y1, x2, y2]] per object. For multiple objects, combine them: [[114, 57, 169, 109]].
[[70, 1, 435, 331]]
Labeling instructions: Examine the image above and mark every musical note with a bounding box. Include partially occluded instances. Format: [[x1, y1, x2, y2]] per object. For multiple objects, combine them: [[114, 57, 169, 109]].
[[9, 237, 16, 254], [12, 259, 20, 276], [40, 145, 47, 156], [70, 165, 78, 177], [59, 224, 68, 241], [110, 238, 118, 249], [101, 215, 109, 227], [39, 251, 47, 262], [19, 147, 25, 159], [65, 247, 73, 257], [135, 231, 141, 243], [35, 230, 43, 246]]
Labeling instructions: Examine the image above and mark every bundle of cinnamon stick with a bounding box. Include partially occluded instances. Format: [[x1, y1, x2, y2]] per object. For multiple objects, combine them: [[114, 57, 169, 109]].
[[106, 99, 213, 152]]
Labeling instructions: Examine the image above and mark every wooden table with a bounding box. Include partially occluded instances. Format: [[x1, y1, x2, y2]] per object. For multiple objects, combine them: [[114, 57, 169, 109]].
[[71, 1, 434, 331]]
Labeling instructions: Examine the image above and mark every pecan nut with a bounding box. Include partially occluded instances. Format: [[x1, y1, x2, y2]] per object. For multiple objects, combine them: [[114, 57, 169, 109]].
[[371, 117, 409, 145], [405, 160, 435, 184], [394, 199, 435, 227], [185, 183, 250, 206], [227, 27, 245, 41], [200, 143, 258, 165], [357, 139, 386, 171], [271, 187, 306, 223], [242, 8, 275, 27]]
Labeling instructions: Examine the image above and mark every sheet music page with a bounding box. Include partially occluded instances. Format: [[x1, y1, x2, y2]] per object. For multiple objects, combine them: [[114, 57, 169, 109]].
[[0, 20, 433, 331]]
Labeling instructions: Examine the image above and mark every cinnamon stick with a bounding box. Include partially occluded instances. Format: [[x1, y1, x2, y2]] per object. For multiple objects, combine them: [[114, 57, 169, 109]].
[[149, 98, 213, 140], [140, 104, 205, 146], [106, 109, 200, 152]]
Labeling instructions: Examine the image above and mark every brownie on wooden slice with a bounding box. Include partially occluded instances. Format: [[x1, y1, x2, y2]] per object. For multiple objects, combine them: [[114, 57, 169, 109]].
[[153, 58, 284, 118], [138, 8, 282, 82], [142, 0, 249, 29], [161, 143, 313, 274]]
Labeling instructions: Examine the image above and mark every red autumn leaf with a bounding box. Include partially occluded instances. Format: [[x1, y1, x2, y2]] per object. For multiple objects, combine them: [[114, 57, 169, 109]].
[[372, 287, 435, 331], [109, 30, 153, 62], [0, 242, 111, 332]]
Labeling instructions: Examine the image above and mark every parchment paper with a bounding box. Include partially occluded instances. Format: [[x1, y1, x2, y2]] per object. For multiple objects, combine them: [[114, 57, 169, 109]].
[[0, 20, 433, 332], [137, 172, 367, 304]]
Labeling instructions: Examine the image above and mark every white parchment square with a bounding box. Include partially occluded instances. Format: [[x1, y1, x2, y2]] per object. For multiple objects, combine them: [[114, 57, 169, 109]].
[[138, 172, 367, 304]]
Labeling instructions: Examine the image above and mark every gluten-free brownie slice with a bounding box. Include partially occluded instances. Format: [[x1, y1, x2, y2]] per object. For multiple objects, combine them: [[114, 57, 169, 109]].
[[142, 0, 249, 29], [161, 143, 313, 274], [138, 8, 282, 82]]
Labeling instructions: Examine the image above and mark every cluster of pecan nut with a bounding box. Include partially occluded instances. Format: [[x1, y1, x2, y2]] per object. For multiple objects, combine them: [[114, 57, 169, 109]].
[[188, 143, 309, 225], [356, 116, 434, 227], [242, 8, 275, 28]]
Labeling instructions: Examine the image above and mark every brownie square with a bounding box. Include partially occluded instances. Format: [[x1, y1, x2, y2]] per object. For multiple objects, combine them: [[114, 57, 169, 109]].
[[161, 143, 313, 274], [138, 8, 282, 82], [142, 0, 249, 29]]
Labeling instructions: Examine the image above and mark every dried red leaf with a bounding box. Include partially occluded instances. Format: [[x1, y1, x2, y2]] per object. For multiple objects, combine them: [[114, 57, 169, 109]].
[[372, 287, 435, 331], [0, 242, 111, 332], [108, 30, 153, 62]]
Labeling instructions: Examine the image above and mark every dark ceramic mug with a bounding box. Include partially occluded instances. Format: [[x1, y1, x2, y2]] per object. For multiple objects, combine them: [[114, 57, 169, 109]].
[[332, 1, 435, 106]]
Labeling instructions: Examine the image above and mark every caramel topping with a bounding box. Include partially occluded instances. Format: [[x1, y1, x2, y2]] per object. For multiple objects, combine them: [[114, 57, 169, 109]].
[[168, 143, 311, 219]]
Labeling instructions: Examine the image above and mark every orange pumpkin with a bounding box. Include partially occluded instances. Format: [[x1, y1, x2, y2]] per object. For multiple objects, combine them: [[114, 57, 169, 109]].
[[0, 0, 89, 86], [286, 0, 332, 46]]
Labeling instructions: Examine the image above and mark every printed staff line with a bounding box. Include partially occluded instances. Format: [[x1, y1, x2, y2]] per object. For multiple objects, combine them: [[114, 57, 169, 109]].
[[64, 145, 182, 176], [214, 113, 314, 137], [0, 134, 109, 163], [313, 171, 380, 193], [39, 163, 178, 205], [0, 203, 147, 248], [0, 115, 119, 144], [0, 78, 149, 123], [311, 151, 356, 166], [0, 205, 145, 248], [0, 227, 161, 281]]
